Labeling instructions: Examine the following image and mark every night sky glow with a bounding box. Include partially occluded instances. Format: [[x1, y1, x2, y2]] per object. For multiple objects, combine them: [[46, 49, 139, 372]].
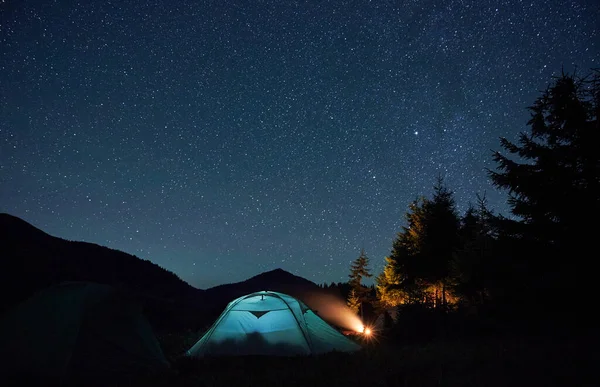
[[1, 0, 598, 288]]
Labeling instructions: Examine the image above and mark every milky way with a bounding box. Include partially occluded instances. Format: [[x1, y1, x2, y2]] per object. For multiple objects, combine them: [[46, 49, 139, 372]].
[[1, 0, 598, 288]]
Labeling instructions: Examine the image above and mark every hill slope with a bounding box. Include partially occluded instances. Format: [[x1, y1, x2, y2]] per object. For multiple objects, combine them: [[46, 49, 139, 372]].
[[202, 268, 352, 328], [0, 213, 348, 331], [0, 213, 204, 330], [204, 268, 320, 298]]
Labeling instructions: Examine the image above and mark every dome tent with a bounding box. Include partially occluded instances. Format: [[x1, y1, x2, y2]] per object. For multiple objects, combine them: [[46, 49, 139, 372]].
[[186, 290, 362, 357], [0, 282, 170, 385]]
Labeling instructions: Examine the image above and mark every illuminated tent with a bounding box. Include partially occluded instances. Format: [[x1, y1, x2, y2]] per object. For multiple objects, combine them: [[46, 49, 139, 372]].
[[186, 290, 362, 357], [0, 282, 170, 385]]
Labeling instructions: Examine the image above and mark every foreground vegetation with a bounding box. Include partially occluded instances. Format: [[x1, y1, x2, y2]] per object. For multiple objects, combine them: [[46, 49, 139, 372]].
[[338, 69, 600, 333], [114, 332, 591, 387]]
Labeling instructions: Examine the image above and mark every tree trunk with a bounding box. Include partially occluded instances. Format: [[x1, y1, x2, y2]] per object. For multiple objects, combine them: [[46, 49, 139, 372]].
[[442, 282, 447, 309]]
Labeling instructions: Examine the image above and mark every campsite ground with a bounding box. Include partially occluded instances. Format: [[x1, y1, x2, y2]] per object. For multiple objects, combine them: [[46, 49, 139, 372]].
[[119, 332, 591, 387]]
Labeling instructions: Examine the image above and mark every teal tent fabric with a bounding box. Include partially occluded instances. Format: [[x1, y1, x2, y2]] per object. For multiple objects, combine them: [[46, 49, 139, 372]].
[[186, 291, 361, 357], [0, 282, 169, 385]]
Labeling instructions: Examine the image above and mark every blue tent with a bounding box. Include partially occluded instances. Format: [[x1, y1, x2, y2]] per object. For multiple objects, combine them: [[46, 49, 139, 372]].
[[186, 290, 362, 357]]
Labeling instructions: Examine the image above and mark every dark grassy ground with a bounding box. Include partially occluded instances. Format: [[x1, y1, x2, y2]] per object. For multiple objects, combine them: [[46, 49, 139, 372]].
[[1, 320, 592, 387], [116, 331, 593, 387]]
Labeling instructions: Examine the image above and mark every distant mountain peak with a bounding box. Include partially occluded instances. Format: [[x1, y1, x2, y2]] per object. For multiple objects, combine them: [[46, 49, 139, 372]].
[[268, 268, 288, 274], [244, 268, 314, 284], [201, 267, 320, 316], [250, 267, 292, 277]]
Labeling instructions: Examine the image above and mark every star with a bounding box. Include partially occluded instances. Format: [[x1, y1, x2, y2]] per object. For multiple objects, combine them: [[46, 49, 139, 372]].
[[1, 0, 598, 288]]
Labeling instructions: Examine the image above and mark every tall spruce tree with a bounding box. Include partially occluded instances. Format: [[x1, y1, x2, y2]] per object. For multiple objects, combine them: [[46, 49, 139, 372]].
[[347, 248, 373, 319], [375, 256, 406, 309], [420, 177, 461, 308], [379, 178, 461, 309], [451, 194, 498, 308], [490, 72, 599, 244], [348, 249, 372, 305], [347, 289, 361, 314], [488, 70, 599, 316], [387, 196, 429, 303]]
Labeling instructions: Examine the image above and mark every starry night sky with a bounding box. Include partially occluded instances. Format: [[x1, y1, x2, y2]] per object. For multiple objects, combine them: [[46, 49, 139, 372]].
[[1, 0, 598, 289]]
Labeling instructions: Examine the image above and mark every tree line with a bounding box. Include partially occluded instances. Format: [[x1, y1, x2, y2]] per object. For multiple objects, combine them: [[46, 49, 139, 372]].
[[339, 69, 599, 336]]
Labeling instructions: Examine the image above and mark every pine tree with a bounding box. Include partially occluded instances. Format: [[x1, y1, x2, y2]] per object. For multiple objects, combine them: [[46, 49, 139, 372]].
[[348, 248, 372, 294], [348, 248, 373, 316], [385, 196, 429, 303], [381, 178, 461, 309], [451, 193, 498, 308], [375, 256, 407, 309], [488, 70, 600, 316], [347, 289, 361, 314], [419, 177, 461, 308], [490, 71, 599, 245]]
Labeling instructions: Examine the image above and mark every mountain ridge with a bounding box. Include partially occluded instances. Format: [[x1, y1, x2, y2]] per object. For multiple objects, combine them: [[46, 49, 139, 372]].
[[0, 213, 311, 292], [0, 212, 206, 330], [0, 213, 332, 330]]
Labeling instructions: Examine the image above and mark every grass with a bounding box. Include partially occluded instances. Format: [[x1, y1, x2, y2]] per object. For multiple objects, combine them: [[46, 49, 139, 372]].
[[117, 332, 592, 387], [2, 326, 589, 387]]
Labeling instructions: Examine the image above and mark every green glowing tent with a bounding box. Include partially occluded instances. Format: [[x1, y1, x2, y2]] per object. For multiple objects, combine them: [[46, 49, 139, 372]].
[[0, 282, 169, 385], [186, 290, 362, 357]]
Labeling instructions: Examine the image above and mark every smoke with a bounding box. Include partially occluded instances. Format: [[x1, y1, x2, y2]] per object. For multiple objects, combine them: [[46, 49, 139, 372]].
[[300, 291, 364, 332]]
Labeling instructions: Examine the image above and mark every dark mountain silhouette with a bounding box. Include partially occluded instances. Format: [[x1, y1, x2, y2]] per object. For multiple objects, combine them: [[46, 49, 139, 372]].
[[205, 268, 320, 300], [201, 268, 340, 324], [0, 213, 204, 331], [0, 213, 339, 332]]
